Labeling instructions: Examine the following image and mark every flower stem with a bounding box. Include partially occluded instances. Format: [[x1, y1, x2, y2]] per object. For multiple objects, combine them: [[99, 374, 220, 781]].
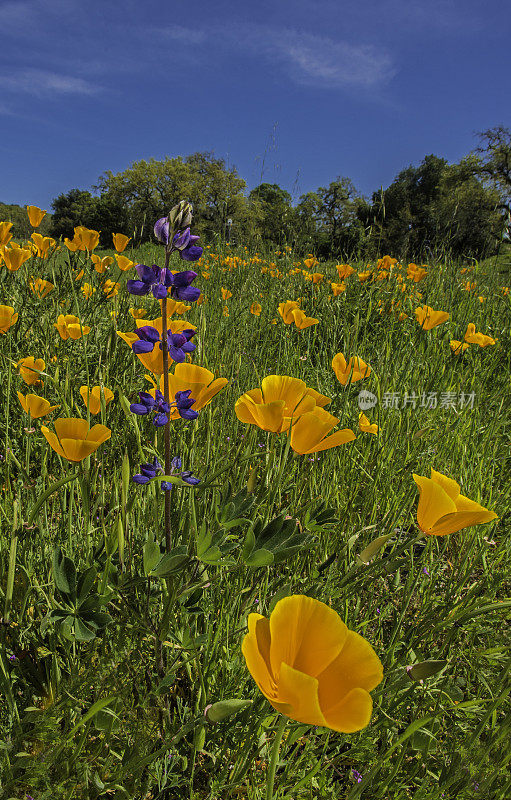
[[266, 715, 287, 800], [162, 248, 172, 553]]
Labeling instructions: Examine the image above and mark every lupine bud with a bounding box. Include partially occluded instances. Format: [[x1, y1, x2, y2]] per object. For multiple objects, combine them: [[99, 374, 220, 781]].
[[205, 699, 252, 723]]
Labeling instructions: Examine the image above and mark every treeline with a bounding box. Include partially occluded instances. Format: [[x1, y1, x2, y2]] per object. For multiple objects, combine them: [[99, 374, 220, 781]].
[[4, 127, 510, 261]]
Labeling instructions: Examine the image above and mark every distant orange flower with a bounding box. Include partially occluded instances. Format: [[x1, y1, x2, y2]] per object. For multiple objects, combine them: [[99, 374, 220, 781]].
[[250, 302, 262, 316], [332, 353, 372, 386], [221, 287, 233, 301], [415, 306, 449, 330], [112, 233, 131, 252], [17, 356, 45, 386], [30, 278, 54, 298], [26, 205, 47, 227], [336, 264, 355, 280]]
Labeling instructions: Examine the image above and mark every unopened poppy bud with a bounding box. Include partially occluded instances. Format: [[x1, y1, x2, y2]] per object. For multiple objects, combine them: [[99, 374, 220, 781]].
[[247, 466, 258, 493], [205, 699, 252, 723], [406, 660, 448, 682]]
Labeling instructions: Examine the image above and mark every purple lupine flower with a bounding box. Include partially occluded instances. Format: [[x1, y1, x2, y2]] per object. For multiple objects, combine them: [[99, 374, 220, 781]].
[[130, 390, 171, 427], [127, 264, 173, 299], [173, 228, 203, 261], [169, 269, 201, 302], [132, 456, 163, 484], [130, 387, 198, 425], [167, 329, 196, 362], [154, 218, 170, 244], [352, 770, 363, 784], [132, 455, 200, 492], [131, 326, 161, 354], [174, 390, 199, 420], [130, 326, 197, 363], [180, 470, 200, 486]]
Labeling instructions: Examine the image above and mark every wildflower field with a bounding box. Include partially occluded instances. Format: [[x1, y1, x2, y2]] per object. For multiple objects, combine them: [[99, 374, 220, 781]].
[[0, 206, 510, 800]]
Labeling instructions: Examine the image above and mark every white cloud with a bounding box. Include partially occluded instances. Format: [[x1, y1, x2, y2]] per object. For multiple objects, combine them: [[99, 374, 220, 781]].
[[0, 69, 99, 95], [260, 29, 395, 88], [156, 22, 395, 90]]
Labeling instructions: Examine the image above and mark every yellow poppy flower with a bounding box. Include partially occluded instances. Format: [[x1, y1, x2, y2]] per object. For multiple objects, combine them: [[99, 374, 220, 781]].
[[464, 323, 496, 348], [26, 206, 46, 227], [81, 283, 96, 299], [147, 363, 227, 419], [331, 282, 346, 296], [91, 254, 114, 274], [332, 353, 372, 386], [303, 257, 318, 270], [79, 386, 114, 415], [235, 376, 328, 433], [103, 280, 120, 298], [250, 302, 262, 316], [29, 278, 55, 298], [0, 221, 13, 247], [312, 272, 324, 285], [0, 305, 18, 333], [129, 307, 147, 319], [290, 407, 356, 454], [415, 306, 449, 330], [278, 300, 300, 324], [242, 594, 383, 732], [115, 255, 134, 272], [413, 469, 497, 536], [41, 418, 111, 462], [450, 340, 470, 354], [54, 314, 91, 340], [1, 244, 33, 271], [112, 233, 131, 252], [31, 233, 56, 259], [64, 237, 81, 252], [75, 226, 100, 251], [17, 392, 59, 418], [290, 308, 319, 330], [336, 264, 355, 280], [17, 357, 45, 386], [358, 270, 372, 282], [159, 298, 191, 316], [359, 412, 378, 435], [221, 288, 233, 301]]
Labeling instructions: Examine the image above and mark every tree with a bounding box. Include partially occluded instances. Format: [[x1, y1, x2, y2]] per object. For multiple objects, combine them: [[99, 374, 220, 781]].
[[50, 189, 94, 240], [95, 153, 247, 243], [50, 189, 127, 246], [248, 183, 294, 247], [476, 126, 511, 212], [368, 154, 499, 259], [314, 177, 366, 258]]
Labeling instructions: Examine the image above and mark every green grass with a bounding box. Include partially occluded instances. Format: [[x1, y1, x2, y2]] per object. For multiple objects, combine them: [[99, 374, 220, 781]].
[[0, 239, 510, 799]]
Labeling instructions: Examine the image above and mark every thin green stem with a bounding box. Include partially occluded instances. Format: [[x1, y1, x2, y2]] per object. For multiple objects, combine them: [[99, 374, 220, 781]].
[[266, 715, 288, 800]]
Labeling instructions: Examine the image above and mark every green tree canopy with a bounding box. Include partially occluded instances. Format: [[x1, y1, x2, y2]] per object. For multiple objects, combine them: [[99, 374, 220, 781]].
[[95, 152, 247, 243]]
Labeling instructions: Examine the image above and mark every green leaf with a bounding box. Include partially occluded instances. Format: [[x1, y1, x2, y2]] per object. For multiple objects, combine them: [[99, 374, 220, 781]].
[[241, 527, 256, 561], [150, 547, 188, 578], [77, 566, 97, 602], [73, 617, 97, 642], [143, 535, 161, 575], [66, 696, 117, 739], [245, 548, 273, 568], [358, 533, 394, 564], [53, 548, 76, 598]]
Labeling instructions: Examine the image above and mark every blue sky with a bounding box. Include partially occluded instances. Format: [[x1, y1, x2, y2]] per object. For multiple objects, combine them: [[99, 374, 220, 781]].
[[0, 0, 509, 209]]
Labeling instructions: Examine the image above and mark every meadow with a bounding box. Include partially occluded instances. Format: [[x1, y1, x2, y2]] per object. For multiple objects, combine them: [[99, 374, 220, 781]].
[[0, 208, 510, 800]]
